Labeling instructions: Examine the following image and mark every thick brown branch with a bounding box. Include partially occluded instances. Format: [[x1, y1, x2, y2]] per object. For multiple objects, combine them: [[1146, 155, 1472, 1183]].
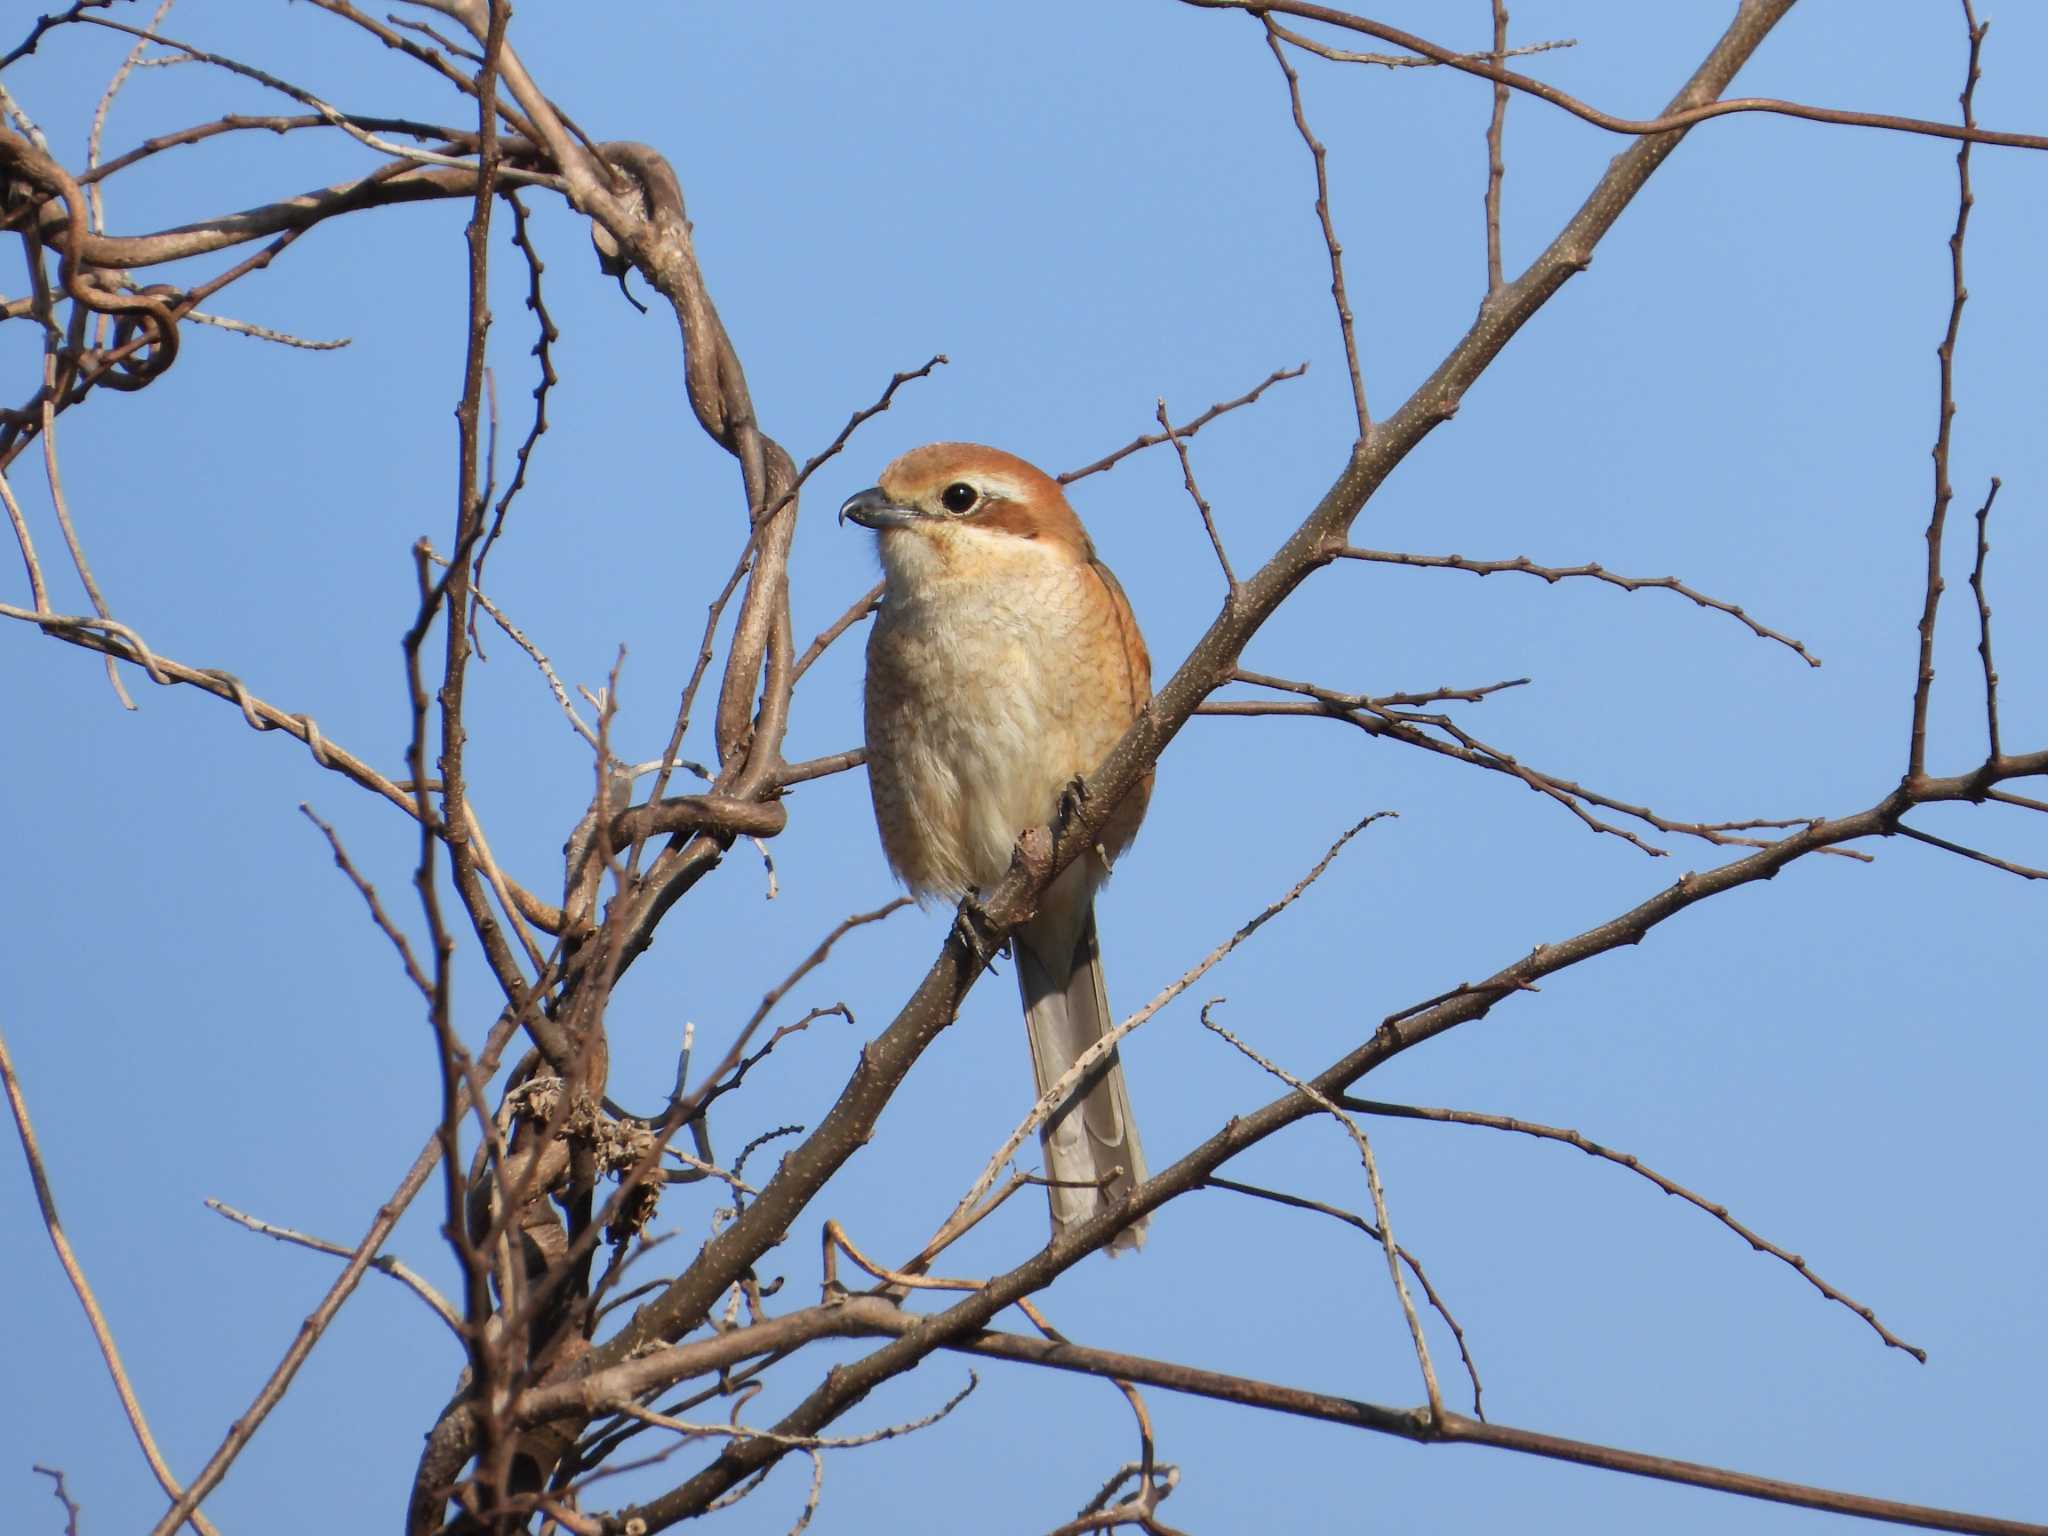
[[610, 794, 788, 844], [776, 748, 868, 786]]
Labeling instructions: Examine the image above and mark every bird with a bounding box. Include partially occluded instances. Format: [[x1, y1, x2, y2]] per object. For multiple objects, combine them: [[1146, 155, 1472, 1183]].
[[841, 443, 1153, 1253]]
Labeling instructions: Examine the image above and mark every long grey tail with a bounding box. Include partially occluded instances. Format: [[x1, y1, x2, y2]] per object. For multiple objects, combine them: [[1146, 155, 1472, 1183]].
[[1014, 894, 1147, 1254]]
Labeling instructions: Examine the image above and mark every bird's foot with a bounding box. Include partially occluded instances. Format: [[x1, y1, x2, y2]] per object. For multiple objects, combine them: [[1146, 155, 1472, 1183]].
[[1055, 774, 1091, 834], [953, 897, 1006, 971]]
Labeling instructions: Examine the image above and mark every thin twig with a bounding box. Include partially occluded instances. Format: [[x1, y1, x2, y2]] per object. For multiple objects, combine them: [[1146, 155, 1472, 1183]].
[[1338, 1097, 1928, 1361], [0, 466, 49, 611], [1201, 675, 1528, 713], [669, 1005, 850, 1120], [927, 814, 1392, 1264], [1058, 363, 1308, 484], [1985, 788, 2048, 816], [837, 1295, 2047, 1536], [1155, 397, 1237, 594], [1334, 546, 1819, 664], [610, 1373, 976, 1452], [32, 1465, 81, 1536], [0, 601, 557, 926], [179, 308, 348, 348], [300, 805, 433, 999], [425, 543, 594, 745], [85, 110, 469, 183], [86, 0, 177, 350], [41, 373, 131, 706], [1, 1024, 224, 1536], [1264, 20, 1370, 440], [470, 189, 558, 589], [1265, 18, 1572, 71], [204, 1198, 463, 1335], [1892, 822, 2048, 882], [790, 582, 882, 686], [762, 354, 948, 524], [691, 899, 912, 1107], [729, 1123, 805, 1183], [1908, 0, 1986, 779], [1203, 1007, 1443, 1421], [1967, 477, 2002, 759], [1484, 0, 1509, 293], [148, 989, 545, 1536], [79, 15, 518, 175], [1180, 0, 2048, 157], [1203, 1175, 1484, 1415], [1226, 667, 1848, 858]]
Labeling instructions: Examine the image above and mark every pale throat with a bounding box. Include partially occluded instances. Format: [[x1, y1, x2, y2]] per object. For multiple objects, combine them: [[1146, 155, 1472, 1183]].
[[873, 519, 1077, 605]]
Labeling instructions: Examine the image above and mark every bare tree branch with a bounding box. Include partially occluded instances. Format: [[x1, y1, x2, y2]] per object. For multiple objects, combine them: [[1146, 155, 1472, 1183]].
[[1, 1023, 224, 1536], [1058, 363, 1307, 484], [1181, 0, 2048, 156], [1338, 1096, 1927, 1361], [1910, 2, 1986, 780], [1335, 545, 1819, 663], [830, 1296, 2046, 1536]]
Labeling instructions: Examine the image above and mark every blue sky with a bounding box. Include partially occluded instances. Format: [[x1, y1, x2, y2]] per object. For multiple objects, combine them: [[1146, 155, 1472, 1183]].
[[4, 3, 2044, 1533]]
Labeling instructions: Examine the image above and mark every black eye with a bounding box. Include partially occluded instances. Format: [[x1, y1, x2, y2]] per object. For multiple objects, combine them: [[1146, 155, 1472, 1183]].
[[940, 482, 978, 514]]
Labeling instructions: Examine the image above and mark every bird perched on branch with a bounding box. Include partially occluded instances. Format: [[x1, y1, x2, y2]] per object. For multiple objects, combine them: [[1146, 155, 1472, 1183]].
[[841, 443, 1153, 1253]]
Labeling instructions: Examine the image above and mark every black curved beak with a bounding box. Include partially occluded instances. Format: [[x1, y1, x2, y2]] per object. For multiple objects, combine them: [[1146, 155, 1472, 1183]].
[[839, 487, 924, 529]]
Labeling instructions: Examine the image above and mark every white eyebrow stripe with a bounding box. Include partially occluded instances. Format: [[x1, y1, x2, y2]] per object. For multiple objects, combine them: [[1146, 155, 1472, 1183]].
[[967, 472, 1036, 503]]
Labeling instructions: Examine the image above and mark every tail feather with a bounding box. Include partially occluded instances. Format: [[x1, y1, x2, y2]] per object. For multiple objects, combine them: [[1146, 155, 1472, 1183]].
[[1015, 880, 1147, 1254]]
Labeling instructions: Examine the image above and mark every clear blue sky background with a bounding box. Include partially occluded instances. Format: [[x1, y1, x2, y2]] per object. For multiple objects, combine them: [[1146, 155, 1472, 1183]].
[[5, 3, 2044, 1532]]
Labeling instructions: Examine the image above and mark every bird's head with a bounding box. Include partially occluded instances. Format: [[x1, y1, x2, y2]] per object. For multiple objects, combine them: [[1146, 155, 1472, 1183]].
[[839, 443, 1095, 574]]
